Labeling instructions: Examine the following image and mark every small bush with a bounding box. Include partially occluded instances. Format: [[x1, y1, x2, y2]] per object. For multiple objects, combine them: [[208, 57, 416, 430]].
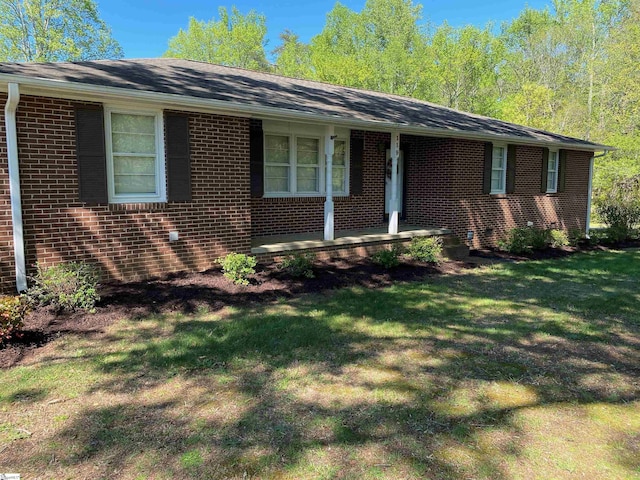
[[605, 225, 632, 243], [595, 174, 640, 242], [216, 253, 257, 285], [27, 262, 100, 312], [498, 227, 532, 254], [279, 253, 315, 278], [0, 295, 29, 343], [549, 229, 569, 248], [499, 227, 572, 253], [407, 236, 442, 263], [568, 228, 585, 246], [372, 246, 402, 269]]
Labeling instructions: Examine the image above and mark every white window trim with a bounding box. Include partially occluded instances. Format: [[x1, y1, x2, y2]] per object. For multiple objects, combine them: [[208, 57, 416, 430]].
[[263, 127, 350, 198], [104, 106, 166, 204], [490, 143, 508, 195], [547, 149, 559, 194]]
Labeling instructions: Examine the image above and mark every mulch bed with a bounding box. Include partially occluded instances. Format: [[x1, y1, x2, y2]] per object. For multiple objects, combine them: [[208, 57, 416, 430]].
[[2, 239, 639, 369]]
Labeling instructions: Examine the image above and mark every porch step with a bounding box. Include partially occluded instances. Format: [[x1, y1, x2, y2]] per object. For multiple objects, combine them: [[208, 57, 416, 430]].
[[251, 226, 451, 255], [440, 235, 470, 260]]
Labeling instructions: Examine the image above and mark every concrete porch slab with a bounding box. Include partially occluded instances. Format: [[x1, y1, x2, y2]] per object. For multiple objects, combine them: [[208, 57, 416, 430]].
[[251, 225, 451, 255]]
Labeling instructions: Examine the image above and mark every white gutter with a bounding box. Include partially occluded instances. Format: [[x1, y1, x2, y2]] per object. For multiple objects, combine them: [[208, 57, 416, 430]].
[[4, 82, 27, 292], [0, 73, 613, 153]]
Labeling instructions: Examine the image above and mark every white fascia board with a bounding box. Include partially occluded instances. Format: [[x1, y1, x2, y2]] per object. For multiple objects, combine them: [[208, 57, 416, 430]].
[[0, 73, 613, 153]]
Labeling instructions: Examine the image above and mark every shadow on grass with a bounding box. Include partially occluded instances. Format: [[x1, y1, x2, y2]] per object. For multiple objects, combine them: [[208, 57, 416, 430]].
[[14, 250, 640, 478]]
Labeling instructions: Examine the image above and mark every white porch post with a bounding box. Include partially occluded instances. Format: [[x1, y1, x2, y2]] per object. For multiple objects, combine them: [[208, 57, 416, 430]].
[[324, 125, 335, 241], [388, 130, 400, 234]]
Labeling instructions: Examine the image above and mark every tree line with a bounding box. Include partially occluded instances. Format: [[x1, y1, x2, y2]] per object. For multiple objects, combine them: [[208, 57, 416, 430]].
[[1, 0, 639, 197]]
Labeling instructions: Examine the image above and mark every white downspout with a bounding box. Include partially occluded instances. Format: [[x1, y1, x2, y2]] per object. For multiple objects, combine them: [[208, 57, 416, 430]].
[[388, 130, 400, 234], [324, 125, 335, 241], [5, 83, 27, 292], [586, 151, 605, 239]]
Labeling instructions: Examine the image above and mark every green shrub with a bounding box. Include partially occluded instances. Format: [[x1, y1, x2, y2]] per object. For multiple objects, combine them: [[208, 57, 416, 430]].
[[605, 225, 632, 243], [531, 228, 552, 250], [498, 227, 532, 254], [27, 262, 100, 312], [372, 246, 402, 268], [407, 236, 442, 263], [216, 253, 257, 285], [0, 295, 29, 343], [594, 174, 640, 242], [279, 253, 315, 278], [568, 228, 585, 246], [549, 229, 569, 248], [499, 227, 553, 253], [587, 229, 607, 245]]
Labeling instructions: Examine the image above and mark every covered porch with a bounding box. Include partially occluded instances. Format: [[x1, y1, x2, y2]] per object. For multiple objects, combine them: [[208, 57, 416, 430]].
[[251, 224, 451, 255]]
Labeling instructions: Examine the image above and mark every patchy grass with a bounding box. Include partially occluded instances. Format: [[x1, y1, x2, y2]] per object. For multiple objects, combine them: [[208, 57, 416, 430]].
[[1, 249, 639, 479]]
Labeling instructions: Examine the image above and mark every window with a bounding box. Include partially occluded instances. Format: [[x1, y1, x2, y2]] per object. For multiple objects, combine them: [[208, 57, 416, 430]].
[[265, 135, 290, 193], [296, 137, 320, 193], [547, 150, 559, 193], [333, 140, 348, 193], [105, 108, 165, 203], [491, 145, 507, 194], [263, 130, 349, 197]]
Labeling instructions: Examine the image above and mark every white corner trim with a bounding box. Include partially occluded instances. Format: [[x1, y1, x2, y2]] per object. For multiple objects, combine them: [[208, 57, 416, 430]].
[[4, 83, 27, 292]]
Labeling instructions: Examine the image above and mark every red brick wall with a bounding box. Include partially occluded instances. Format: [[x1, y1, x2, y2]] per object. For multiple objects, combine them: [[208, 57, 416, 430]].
[[0, 93, 14, 293], [0, 92, 593, 292], [0, 94, 252, 292], [405, 138, 592, 248], [251, 130, 390, 237]]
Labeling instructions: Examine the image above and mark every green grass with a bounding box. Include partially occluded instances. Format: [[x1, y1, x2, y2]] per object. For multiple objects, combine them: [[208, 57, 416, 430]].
[[1, 249, 639, 479]]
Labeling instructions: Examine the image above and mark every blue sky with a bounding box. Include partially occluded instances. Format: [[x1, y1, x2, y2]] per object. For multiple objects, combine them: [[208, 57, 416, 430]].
[[100, 0, 553, 59]]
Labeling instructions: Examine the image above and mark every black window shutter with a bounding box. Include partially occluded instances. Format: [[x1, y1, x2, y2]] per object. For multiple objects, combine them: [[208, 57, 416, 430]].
[[558, 149, 567, 192], [250, 123, 264, 198], [506, 144, 517, 194], [350, 137, 364, 196], [165, 113, 191, 202], [541, 147, 549, 193], [75, 106, 107, 204], [482, 142, 493, 194]]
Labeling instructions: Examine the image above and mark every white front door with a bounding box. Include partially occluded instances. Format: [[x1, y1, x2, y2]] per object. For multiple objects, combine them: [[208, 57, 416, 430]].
[[385, 149, 404, 215]]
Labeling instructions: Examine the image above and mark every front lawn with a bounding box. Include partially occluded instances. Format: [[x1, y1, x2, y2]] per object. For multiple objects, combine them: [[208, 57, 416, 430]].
[[1, 249, 639, 479]]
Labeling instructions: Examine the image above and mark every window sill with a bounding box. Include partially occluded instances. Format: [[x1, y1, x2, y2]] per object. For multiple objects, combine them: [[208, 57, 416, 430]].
[[489, 193, 508, 198], [262, 193, 349, 199], [108, 202, 169, 212]]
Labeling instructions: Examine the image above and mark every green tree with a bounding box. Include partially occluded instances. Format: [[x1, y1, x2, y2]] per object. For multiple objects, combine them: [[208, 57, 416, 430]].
[[165, 6, 270, 71], [273, 30, 313, 78], [308, 3, 374, 88], [0, 0, 123, 61], [429, 22, 503, 115], [307, 0, 430, 97], [499, 7, 570, 131], [593, 0, 640, 196]]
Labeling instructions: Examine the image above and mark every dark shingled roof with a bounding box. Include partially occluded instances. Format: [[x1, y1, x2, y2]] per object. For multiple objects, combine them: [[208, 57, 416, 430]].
[[0, 58, 608, 150]]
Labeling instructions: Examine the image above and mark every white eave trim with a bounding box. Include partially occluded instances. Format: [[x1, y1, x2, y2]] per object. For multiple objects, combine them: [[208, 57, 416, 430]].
[[0, 73, 613, 153]]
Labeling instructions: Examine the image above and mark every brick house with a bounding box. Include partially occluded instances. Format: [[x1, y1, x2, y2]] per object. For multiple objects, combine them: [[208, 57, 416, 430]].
[[0, 59, 610, 293]]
